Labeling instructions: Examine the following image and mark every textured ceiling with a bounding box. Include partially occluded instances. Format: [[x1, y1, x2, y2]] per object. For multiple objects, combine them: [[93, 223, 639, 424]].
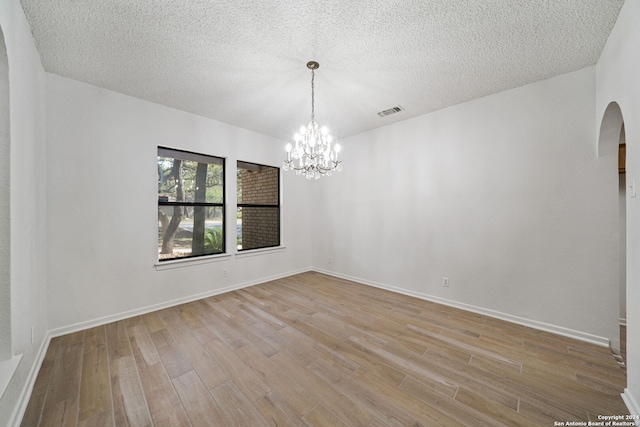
[[20, 0, 624, 141]]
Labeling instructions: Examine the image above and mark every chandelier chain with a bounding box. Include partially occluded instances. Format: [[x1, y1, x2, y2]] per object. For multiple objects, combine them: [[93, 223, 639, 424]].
[[310, 68, 315, 122]]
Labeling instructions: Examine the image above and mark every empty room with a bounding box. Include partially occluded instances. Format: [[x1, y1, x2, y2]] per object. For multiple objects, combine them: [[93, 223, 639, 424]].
[[1, 0, 639, 425]]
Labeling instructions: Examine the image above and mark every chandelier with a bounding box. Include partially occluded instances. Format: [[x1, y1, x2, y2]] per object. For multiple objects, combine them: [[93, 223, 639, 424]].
[[283, 61, 342, 179]]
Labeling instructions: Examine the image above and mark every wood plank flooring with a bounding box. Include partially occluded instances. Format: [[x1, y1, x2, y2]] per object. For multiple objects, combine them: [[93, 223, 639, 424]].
[[20, 272, 628, 426]]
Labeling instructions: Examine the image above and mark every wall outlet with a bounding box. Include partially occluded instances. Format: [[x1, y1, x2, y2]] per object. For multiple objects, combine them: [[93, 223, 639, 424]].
[[31, 326, 35, 344], [442, 277, 450, 287], [328, 256, 333, 264], [222, 268, 228, 277]]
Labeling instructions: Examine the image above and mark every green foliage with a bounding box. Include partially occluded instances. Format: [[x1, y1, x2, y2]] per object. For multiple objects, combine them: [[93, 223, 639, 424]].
[[204, 227, 224, 253]]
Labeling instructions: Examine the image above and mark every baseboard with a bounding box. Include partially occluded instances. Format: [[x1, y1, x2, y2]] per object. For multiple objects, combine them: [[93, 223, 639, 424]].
[[7, 332, 51, 427], [622, 389, 640, 423], [313, 268, 610, 347], [48, 267, 311, 338]]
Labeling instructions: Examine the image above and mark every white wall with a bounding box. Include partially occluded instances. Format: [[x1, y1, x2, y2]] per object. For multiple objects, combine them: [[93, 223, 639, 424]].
[[0, 0, 48, 424], [596, 0, 640, 415], [1, 0, 635, 423], [313, 66, 621, 350], [45, 74, 313, 332], [0, 14, 10, 364]]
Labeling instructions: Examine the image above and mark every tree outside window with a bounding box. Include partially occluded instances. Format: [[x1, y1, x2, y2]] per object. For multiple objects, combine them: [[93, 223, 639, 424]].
[[158, 147, 225, 260]]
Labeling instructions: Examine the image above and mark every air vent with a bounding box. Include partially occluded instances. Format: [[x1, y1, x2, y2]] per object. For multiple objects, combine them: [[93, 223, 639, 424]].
[[377, 105, 404, 118]]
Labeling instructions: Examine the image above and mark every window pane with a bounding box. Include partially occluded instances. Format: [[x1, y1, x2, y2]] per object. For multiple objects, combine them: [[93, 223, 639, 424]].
[[237, 161, 280, 251], [158, 158, 223, 204], [237, 163, 278, 205], [158, 147, 225, 261], [158, 147, 224, 166], [158, 206, 224, 260], [237, 206, 279, 250], [158, 156, 184, 201], [181, 161, 224, 204], [206, 164, 224, 204]]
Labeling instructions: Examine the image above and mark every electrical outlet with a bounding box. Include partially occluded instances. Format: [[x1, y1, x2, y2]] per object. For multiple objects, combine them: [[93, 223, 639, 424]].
[[31, 326, 35, 344], [442, 277, 450, 287], [222, 269, 228, 277], [328, 257, 333, 264]]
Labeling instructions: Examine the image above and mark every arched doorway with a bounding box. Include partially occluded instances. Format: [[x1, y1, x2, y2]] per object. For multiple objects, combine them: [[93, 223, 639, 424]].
[[598, 101, 626, 363], [618, 123, 627, 365]]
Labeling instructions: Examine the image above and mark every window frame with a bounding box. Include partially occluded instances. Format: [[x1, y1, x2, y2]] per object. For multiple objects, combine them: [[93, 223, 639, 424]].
[[157, 146, 226, 262], [236, 160, 281, 252]]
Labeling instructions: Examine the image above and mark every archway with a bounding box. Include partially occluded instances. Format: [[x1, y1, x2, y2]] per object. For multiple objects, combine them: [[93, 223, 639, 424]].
[[618, 123, 627, 365], [598, 101, 626, 361]]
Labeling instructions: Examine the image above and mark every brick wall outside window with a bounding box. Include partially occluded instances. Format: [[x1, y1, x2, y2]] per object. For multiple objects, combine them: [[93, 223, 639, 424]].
[[239, 165, 279, 250]]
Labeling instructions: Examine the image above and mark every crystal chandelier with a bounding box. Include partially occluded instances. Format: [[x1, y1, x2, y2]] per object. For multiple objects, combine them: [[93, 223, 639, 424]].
[[283, 61, 342, 179]]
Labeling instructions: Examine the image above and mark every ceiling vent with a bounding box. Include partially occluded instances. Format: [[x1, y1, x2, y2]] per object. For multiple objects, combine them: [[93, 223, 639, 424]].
[[377, 105, 404, 118]]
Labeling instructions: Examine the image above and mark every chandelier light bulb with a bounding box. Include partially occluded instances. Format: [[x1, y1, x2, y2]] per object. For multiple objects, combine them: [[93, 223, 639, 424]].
[[283, 61, 342, 179]]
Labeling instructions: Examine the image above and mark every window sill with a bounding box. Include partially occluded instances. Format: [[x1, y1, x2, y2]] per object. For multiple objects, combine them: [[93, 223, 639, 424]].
[[235, 246, 286, 259], [0, 354, 22, 399], [154, 253, 232, 271]]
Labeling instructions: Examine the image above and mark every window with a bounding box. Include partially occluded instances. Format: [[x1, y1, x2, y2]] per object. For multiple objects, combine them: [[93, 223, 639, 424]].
[[158, 147, 225, 261], [237, 161, 280, 251]]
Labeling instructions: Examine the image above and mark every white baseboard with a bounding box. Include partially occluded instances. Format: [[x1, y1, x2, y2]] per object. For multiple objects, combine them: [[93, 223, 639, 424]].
[[622, 389, 640, 423], [313, 268, 610, 347], [7, 332, 51, 427], [48, 267, 311, 338]]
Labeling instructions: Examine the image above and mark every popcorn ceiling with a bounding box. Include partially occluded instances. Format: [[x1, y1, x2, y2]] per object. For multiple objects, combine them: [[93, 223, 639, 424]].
[[20, 0, 624, 139]]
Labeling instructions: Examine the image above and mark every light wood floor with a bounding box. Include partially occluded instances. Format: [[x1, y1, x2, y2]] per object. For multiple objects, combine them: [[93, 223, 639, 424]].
[[21, 272, 628, 426]]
